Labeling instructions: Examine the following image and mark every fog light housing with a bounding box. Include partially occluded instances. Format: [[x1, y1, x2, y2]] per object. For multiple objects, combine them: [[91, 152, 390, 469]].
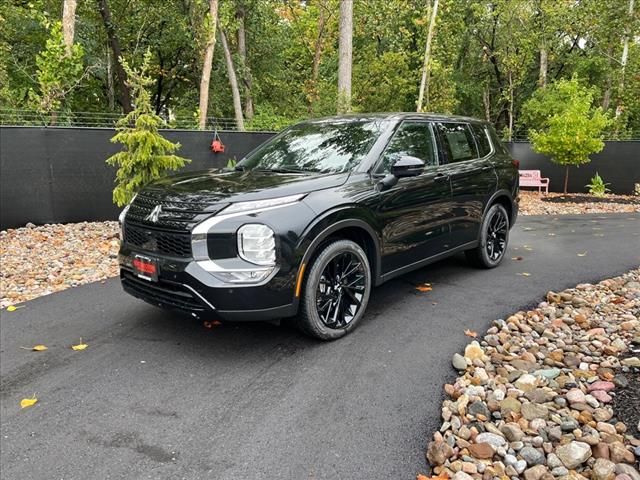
[[237, 224, 276, 266], [210, 268, 274, 284]]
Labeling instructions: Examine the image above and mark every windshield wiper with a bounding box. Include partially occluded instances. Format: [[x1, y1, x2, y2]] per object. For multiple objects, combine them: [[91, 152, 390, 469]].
[[253, 167, 308, 174]]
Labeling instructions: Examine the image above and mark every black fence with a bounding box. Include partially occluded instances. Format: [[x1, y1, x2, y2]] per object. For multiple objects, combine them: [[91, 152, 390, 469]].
[[1, 127, 638, 229], [507, 141, 640, 196], [0, 127, 275, 229]]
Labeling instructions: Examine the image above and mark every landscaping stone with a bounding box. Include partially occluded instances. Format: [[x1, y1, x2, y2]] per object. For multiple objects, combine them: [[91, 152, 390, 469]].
[[425, 269, 640, 480]]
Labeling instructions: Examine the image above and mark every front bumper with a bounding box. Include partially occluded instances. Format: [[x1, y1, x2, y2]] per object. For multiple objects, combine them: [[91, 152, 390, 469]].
[[119, 248, 298, 321]]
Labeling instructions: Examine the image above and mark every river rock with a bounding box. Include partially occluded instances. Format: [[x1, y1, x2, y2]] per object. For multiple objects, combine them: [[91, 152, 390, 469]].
[[426, 438, 454, 465], [556, 441, 592, 469], [522, 403, 549, 420], [468, 442, 495, 459], [452, 353, 467, 370], [593, 458, 617, 480], [520, 446, 546, 466]]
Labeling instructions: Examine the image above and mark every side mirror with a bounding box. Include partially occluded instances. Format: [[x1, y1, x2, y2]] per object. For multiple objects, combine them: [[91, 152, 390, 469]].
[[391, 155, 425, 178]]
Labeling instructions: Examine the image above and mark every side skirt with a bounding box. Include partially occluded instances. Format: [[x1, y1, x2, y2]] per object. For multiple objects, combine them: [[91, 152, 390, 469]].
[[377, 240, 478, 285]]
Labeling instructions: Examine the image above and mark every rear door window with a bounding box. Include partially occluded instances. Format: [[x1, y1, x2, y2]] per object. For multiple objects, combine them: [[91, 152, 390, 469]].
[[436, 122, 478, 163], [376, 121, 437, 174], [470, 124, 492, 157]]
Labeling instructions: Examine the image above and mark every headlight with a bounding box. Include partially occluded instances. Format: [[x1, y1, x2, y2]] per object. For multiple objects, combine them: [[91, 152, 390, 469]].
[[222, 194, 305, 215], [237, 224, 276, 265]]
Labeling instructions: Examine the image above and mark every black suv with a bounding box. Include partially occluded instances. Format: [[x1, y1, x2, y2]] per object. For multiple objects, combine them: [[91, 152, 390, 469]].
[[118, 114, 518, 339]]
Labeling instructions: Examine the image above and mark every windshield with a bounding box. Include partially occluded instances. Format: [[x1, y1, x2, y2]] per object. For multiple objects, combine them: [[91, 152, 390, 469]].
[[238, 119, 387, 173]]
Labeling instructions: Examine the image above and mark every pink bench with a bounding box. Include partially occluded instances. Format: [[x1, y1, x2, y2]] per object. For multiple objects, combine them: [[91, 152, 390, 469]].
[[519, 170, 550, 193]]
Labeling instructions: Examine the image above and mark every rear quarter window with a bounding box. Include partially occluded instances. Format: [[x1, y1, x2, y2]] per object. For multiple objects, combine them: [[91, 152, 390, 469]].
[[470, 124, 492, 157]]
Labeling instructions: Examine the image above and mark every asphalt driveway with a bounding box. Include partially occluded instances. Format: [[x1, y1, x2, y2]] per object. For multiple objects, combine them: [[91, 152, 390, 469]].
[[1, 214, 639, 480]]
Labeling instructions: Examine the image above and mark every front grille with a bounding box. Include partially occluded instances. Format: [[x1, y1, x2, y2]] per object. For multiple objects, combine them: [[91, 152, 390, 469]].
[[123, 223, 192, 257], [127, 190, 227, 231], [121, 271, 211, 313]]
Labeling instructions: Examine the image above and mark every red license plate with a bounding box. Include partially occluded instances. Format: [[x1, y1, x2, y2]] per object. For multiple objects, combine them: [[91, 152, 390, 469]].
[[132, 255, 158, 282]]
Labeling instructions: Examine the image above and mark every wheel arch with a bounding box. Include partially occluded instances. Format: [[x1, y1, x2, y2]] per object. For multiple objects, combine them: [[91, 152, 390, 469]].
[[296, 215, 383, 295], [484, 190, 516, 227]]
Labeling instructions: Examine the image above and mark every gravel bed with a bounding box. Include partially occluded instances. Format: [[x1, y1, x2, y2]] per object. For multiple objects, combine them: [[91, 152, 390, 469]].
[[519, 192, 640, 216], [0, 222, 120, 308], [425, 268, 640, 480]]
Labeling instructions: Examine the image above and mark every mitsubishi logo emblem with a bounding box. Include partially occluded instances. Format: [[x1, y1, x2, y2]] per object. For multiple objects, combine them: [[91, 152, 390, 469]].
[[145, 205, 162, 223]]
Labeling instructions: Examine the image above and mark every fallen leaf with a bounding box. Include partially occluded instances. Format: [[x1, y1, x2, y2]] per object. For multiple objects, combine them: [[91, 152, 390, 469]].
[[203, 320, 222, 329], [464, 329, 478, 338], [72, 338, 88, 351], [511, 256, 523, 261], [20, 345, 48, 352], [518, 272, 531, 276], [6, 305, 24, 312], [577, 251, 587, 257], [20, 396, 38, 409], [416, 283, 432, 292]]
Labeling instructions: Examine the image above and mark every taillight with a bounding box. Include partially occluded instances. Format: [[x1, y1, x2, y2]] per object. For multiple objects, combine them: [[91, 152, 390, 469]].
[[511, 159, 520, 168]]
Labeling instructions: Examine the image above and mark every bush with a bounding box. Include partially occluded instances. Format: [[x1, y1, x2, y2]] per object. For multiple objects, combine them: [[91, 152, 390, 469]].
[[585, 172, 611, 197], [106, 51, 190, 206]]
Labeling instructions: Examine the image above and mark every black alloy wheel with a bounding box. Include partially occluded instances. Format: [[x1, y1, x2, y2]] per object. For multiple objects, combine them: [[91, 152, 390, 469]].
[[485, 206, 508, 262], [298, 240, 372, 340], [466, 203, 510, 268]]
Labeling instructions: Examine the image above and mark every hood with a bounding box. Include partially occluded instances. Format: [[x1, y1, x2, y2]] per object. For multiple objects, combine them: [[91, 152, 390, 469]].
[[144, 169, 351, 204]]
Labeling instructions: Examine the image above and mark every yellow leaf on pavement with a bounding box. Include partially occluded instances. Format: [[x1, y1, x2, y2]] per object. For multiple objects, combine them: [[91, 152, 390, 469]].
[[72, 339, 88, 351], [577, 251, 587, 257], [518, 272, 531, 276], [20, 345, 48, 351], [416, 283, 432, 292], [464, 329, 478, 338], [6, 305, 24, 312], [20, 396, 38, 409]]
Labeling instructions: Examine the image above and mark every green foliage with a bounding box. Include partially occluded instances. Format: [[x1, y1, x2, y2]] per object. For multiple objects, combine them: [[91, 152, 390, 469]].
[[106, 51, 190, 206], [1, 0, 638, 134], [29, 20, 84, 114], [585, 172, 611, 197], [522, 76, 611, 192]]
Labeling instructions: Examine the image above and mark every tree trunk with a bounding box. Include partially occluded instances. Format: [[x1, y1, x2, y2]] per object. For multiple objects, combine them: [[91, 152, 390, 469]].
[[564, 166, 569, 195], [236, 2, 253, 121], [616, 0, 634, 118], [417, 0, 439, 112], [538, 45, 547, 87], [106, 43, 115, 109], [307, 1, 328, 113], [97, 0, 132, 113], [483, 83, 491, 122], [62, 0, 77, 54], [507, 71, 514, 142], [219, 26, 245, 131], [197, 0, 219, 130], [337, 0, 353, 114]]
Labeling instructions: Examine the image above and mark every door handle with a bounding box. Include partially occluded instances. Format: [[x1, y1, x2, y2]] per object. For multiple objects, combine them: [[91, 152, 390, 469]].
[[434, 174, 449, 182]]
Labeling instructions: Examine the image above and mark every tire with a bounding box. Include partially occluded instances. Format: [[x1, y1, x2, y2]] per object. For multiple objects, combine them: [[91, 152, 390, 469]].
[[465, 203, 510, 269], [297, 239, 372, 340]]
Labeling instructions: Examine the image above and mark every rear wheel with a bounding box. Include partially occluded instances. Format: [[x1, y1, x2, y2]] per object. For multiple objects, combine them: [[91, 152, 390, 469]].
[[465, 203, 510, 268], [297, 239, 372, 340]]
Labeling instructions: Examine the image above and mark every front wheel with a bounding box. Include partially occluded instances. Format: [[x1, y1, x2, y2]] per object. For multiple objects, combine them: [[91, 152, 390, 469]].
[[465, 203, 510, 268], [297, 239, 372, 340]]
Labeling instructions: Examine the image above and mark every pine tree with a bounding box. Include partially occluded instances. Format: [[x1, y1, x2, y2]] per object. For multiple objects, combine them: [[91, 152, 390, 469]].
[[106, 50, 190, 206]]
